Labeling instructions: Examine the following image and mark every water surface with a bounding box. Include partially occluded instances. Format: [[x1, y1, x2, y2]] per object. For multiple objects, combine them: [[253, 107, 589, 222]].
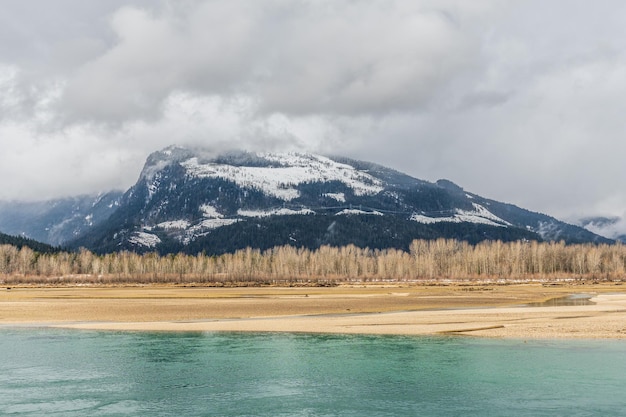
[[1, 329, 625, 416], [527, 293, 596, 307]]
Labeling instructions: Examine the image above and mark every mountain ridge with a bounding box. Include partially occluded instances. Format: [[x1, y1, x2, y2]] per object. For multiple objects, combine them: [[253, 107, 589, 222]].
[[66, 146, 610, 254], [0, 230, 59, 254], [0, 192, 123, 246], [575, 216, 626, 243]]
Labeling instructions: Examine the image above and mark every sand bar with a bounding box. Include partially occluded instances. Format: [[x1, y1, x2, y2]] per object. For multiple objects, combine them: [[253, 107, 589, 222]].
[[1, 283, 626, 338]]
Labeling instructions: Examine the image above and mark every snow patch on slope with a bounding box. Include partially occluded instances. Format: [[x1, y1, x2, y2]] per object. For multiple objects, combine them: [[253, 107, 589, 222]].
[[187, 218, 240, 235], [410, 203, 509, 227], [238, 208, 315, 218], [197, 218, 240, 229], [182, 219, 241, 244], [156, 220, 191, 230], [200, 204, 223, 218], [181, 152, 384, 201], [336, 209, 383, 216], [324, 192, 346, 203], [129, 231, 161, 248]]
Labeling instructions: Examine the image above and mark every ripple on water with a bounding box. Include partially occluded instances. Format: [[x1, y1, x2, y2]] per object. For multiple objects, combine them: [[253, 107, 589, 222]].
[[528, 293, 596, 307]]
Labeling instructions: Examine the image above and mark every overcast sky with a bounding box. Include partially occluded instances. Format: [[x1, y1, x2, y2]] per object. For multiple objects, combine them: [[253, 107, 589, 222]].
[[1, 0, 626, 223]]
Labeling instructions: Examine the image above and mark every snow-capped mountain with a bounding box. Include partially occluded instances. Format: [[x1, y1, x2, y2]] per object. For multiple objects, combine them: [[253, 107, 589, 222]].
[[68, 146, 610, 254], [0, 192, 123, 246]]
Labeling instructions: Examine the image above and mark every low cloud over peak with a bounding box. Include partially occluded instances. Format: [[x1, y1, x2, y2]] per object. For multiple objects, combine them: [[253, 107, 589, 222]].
[[1, 0, 626, 223]]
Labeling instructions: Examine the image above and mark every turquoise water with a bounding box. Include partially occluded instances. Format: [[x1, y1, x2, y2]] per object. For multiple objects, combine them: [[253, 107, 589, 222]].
[[1, 329, 625, 416]]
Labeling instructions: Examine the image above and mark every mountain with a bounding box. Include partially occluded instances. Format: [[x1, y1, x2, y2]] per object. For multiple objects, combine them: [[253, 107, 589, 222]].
[[0, 231, 59, 254], [0, 192, 123, 246], [68, 146, 611, 255], [576, 216, 626, 243]]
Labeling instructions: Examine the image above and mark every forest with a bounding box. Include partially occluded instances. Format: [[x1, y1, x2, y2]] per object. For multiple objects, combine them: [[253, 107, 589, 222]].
[[1, 239, 625, 285]]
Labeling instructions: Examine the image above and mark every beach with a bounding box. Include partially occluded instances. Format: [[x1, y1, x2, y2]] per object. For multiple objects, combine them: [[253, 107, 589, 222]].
[[1, 283, 625, 338]]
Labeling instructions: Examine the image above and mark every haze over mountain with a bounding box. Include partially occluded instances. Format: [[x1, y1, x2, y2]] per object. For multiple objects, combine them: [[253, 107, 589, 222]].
[[0, 230, 58, 254], [45, 145, 608, 255], [574, 217, 626, 243], [0, 193, 123, 246]]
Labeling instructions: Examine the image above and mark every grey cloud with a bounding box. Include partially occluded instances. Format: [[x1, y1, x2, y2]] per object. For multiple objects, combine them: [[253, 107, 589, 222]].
[[457, 90, 513, 110], [253, 3, 480, 115], [0, 0, 153, 124], [3, 0, 626, 225], [56, 1, 493, 124]]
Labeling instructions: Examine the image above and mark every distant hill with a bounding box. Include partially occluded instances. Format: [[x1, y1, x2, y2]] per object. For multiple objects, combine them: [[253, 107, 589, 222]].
[[0, 192, 123, 245], [67, 146, 610, 255], [0, 231, 58, 254], [576, 216, 626, 243]]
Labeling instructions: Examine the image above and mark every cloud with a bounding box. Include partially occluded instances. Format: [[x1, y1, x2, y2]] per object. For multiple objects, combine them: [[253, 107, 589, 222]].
[[56, 1, 494, 124], [0, 123, 134, 201], [0, 91, 339, 201], [1, 1, 502, 128], [2, 0, 626, 225]]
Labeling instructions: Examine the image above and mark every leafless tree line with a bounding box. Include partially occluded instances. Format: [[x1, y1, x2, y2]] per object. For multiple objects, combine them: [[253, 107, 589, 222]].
[[1, 239, 625, 285]]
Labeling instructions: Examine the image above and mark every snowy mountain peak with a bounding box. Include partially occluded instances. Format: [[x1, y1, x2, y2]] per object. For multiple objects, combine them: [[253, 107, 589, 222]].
[[140, 145, 196, 182], [180, 151, 384, 201], [65, 145, 611, 254]]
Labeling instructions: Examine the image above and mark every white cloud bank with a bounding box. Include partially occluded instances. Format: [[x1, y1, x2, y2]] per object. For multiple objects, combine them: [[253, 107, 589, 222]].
[[0, 0, 626, 231]]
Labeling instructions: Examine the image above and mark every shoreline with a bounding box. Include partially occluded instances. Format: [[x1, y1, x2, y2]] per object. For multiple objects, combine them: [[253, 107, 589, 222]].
[[2, 284, 626, 338]]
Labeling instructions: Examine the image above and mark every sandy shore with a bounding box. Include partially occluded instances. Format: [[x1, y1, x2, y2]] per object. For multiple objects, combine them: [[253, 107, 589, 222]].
[[1, 283, 626, 338]]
